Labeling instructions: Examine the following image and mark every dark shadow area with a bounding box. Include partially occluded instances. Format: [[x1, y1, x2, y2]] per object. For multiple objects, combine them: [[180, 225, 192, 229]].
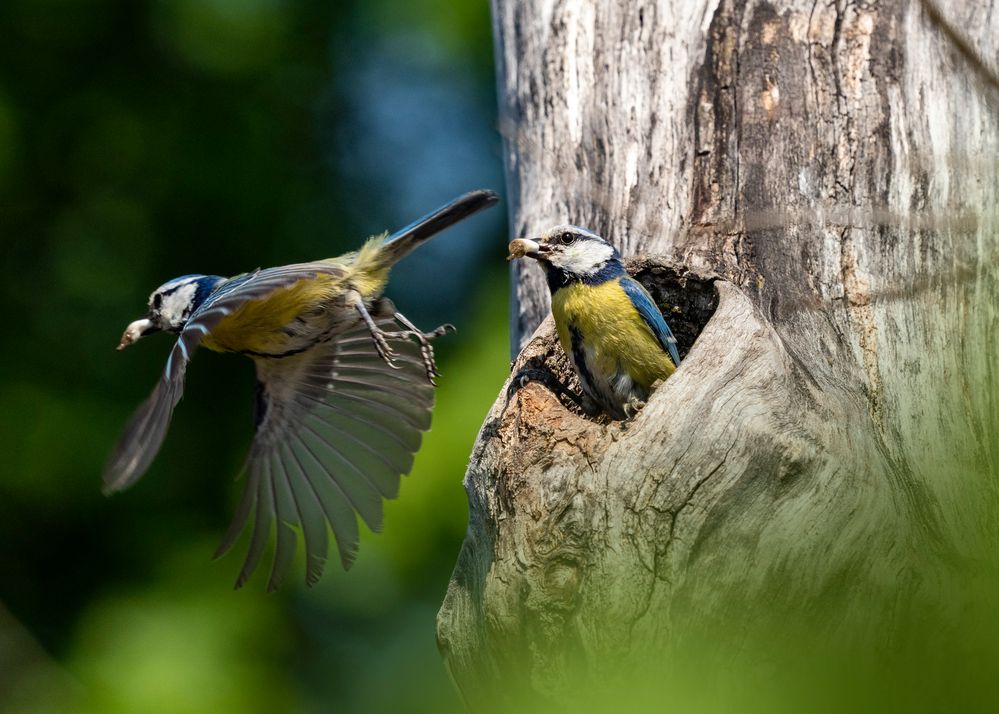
[[627, 257, 720, 360]]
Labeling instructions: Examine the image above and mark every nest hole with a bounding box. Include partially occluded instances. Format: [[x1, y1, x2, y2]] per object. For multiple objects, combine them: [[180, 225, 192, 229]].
[[626, 258, 719, 361]]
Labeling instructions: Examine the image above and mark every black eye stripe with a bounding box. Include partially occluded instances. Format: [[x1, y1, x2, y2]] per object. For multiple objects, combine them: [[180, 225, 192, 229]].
[[153, 293, 162, 309]]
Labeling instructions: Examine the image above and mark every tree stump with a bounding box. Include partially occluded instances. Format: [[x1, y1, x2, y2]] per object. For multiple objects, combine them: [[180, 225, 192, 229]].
[[439, 0, 999, 708]]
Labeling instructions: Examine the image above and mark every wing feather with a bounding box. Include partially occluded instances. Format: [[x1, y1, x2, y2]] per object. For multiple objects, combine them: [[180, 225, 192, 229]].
[[619, 276, 682, 367], [267, 451, 300, 593], [304, 412, 409, 498], [218, 317, 436, 588], [329, 375, 433, 400], [215, 459, 257, 558], [294, 390, 421, 452], [235, 460, 273, 589], [287, 430, 360, 569], [300, 399, 416, 472], [281, 440, 331, 586], [103, 338, 191, 494], [324, 387, 432, 431], [296, 416, 385, 529]]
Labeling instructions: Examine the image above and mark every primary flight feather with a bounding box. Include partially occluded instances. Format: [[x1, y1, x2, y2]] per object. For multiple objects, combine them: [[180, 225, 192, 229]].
[[105, 189, 499, 590]]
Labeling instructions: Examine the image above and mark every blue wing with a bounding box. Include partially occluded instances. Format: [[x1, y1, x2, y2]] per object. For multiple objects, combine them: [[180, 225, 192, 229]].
[[619, 277, 681, 367]]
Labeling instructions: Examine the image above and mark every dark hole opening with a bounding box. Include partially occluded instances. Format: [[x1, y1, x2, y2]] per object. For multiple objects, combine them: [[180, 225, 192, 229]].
[[626, 257, 719, 361]]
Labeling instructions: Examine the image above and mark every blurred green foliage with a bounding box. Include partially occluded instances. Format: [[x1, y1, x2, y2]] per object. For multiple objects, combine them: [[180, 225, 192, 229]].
[[0, 0, 505, 711]]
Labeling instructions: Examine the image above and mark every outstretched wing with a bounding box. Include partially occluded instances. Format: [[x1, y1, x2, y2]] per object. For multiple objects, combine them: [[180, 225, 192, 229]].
[[619, 276, 682, 367], [103, 263, 346, 495], [102, 331, 201, 494], [214, 317, 435, 591]]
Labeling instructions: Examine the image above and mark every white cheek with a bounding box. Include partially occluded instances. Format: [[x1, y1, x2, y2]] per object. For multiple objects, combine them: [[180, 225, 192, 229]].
[[560, 243, 614, 274], [161, 283, 198, 324]]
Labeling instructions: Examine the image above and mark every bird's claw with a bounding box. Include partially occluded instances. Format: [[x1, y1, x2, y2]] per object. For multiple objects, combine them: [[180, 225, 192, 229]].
[[380, 318, 454, 384], [409, 325, 449, 384], [370, 331, 402, 370], [409, 324, 452, 382], [622, 396, 647, 418]]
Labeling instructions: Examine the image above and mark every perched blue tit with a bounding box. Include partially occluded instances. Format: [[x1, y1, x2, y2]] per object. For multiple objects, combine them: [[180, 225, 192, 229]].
[[508, 226, 681, 419], [106, 189, 499, 590]]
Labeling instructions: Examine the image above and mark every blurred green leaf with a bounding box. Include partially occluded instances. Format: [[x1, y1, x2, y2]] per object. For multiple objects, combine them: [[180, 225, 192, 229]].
[[151, 0, 289, 76], [68, 540, 296, 714]]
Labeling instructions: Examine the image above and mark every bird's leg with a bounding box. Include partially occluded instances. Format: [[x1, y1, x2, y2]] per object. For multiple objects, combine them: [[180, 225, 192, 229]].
[[349, 293, 401, 370], [390, 310, 454, 384]]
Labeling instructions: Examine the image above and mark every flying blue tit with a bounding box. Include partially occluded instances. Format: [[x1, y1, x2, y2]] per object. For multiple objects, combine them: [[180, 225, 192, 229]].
[[508, 225, 681, 420], [106, 189, 499, 590]]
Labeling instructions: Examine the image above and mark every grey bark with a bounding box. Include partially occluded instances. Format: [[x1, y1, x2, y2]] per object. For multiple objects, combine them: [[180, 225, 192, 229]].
[[439, 0, 999, 708]]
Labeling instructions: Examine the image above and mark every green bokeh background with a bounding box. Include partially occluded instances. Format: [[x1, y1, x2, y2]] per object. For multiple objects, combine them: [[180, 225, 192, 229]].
[[0, 1, 507, 711]]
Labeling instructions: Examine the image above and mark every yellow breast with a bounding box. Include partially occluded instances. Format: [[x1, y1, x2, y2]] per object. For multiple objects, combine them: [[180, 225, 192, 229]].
[[551, 281, 674, 388], [201, 274, 343, 354]]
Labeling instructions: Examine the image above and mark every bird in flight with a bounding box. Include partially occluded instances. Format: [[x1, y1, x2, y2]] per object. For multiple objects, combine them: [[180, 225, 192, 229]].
[[106, 189, 499, 590]]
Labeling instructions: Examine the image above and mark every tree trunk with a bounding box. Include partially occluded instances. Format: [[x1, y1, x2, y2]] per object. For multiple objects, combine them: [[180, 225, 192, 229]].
[[438, 0, 999, 709]]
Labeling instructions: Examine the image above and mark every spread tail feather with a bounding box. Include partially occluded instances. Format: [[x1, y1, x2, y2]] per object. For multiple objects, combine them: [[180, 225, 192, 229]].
[[376, 189, 499, 267]]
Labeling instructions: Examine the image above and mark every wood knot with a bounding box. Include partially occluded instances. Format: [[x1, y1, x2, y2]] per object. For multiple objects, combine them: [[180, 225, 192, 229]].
[[542, 558, 582, 611]]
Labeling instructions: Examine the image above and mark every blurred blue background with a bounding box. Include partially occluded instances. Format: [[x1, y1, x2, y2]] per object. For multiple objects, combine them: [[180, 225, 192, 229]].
[[0, 1, 509, 711]]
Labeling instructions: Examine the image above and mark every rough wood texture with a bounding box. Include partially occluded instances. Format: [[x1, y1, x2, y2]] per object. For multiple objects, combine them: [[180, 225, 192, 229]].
[[439, 0, 999, 707]]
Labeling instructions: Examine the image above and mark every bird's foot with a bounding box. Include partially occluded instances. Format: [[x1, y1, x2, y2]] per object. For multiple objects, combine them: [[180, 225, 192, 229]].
[[391, 313, 455, 385], [356, 295, 453, 383], [622, 394, 648, 419], [370, 329, 402, 370]]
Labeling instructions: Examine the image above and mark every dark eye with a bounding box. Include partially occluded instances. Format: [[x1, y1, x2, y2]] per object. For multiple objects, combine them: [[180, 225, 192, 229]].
[[560, 232, 576, 245], [152, 293, 162, 309]]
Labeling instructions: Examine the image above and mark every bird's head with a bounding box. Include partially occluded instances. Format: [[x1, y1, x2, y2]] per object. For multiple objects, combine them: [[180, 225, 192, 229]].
[[117, 274, 224, 350], [507, 225, 621, 280]]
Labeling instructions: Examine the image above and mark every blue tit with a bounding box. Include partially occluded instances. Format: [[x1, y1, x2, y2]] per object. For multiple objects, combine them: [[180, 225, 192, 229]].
[[106, 189, 499, 590], [508, 225, 681, 420]]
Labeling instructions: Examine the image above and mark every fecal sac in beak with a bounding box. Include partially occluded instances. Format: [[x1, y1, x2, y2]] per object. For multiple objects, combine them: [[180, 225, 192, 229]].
[[507, 238, 542, 261], [118, 318, 154, 351]]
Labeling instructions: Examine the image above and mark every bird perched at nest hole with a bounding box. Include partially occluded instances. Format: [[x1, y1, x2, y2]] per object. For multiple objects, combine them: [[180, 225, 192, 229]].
[[105, 189, 499, 590], [508, 225, 681, 420]]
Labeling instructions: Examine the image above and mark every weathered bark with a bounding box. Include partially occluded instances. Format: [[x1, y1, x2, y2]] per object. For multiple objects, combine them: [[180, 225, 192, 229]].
[[439, 0, 999, 708]]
